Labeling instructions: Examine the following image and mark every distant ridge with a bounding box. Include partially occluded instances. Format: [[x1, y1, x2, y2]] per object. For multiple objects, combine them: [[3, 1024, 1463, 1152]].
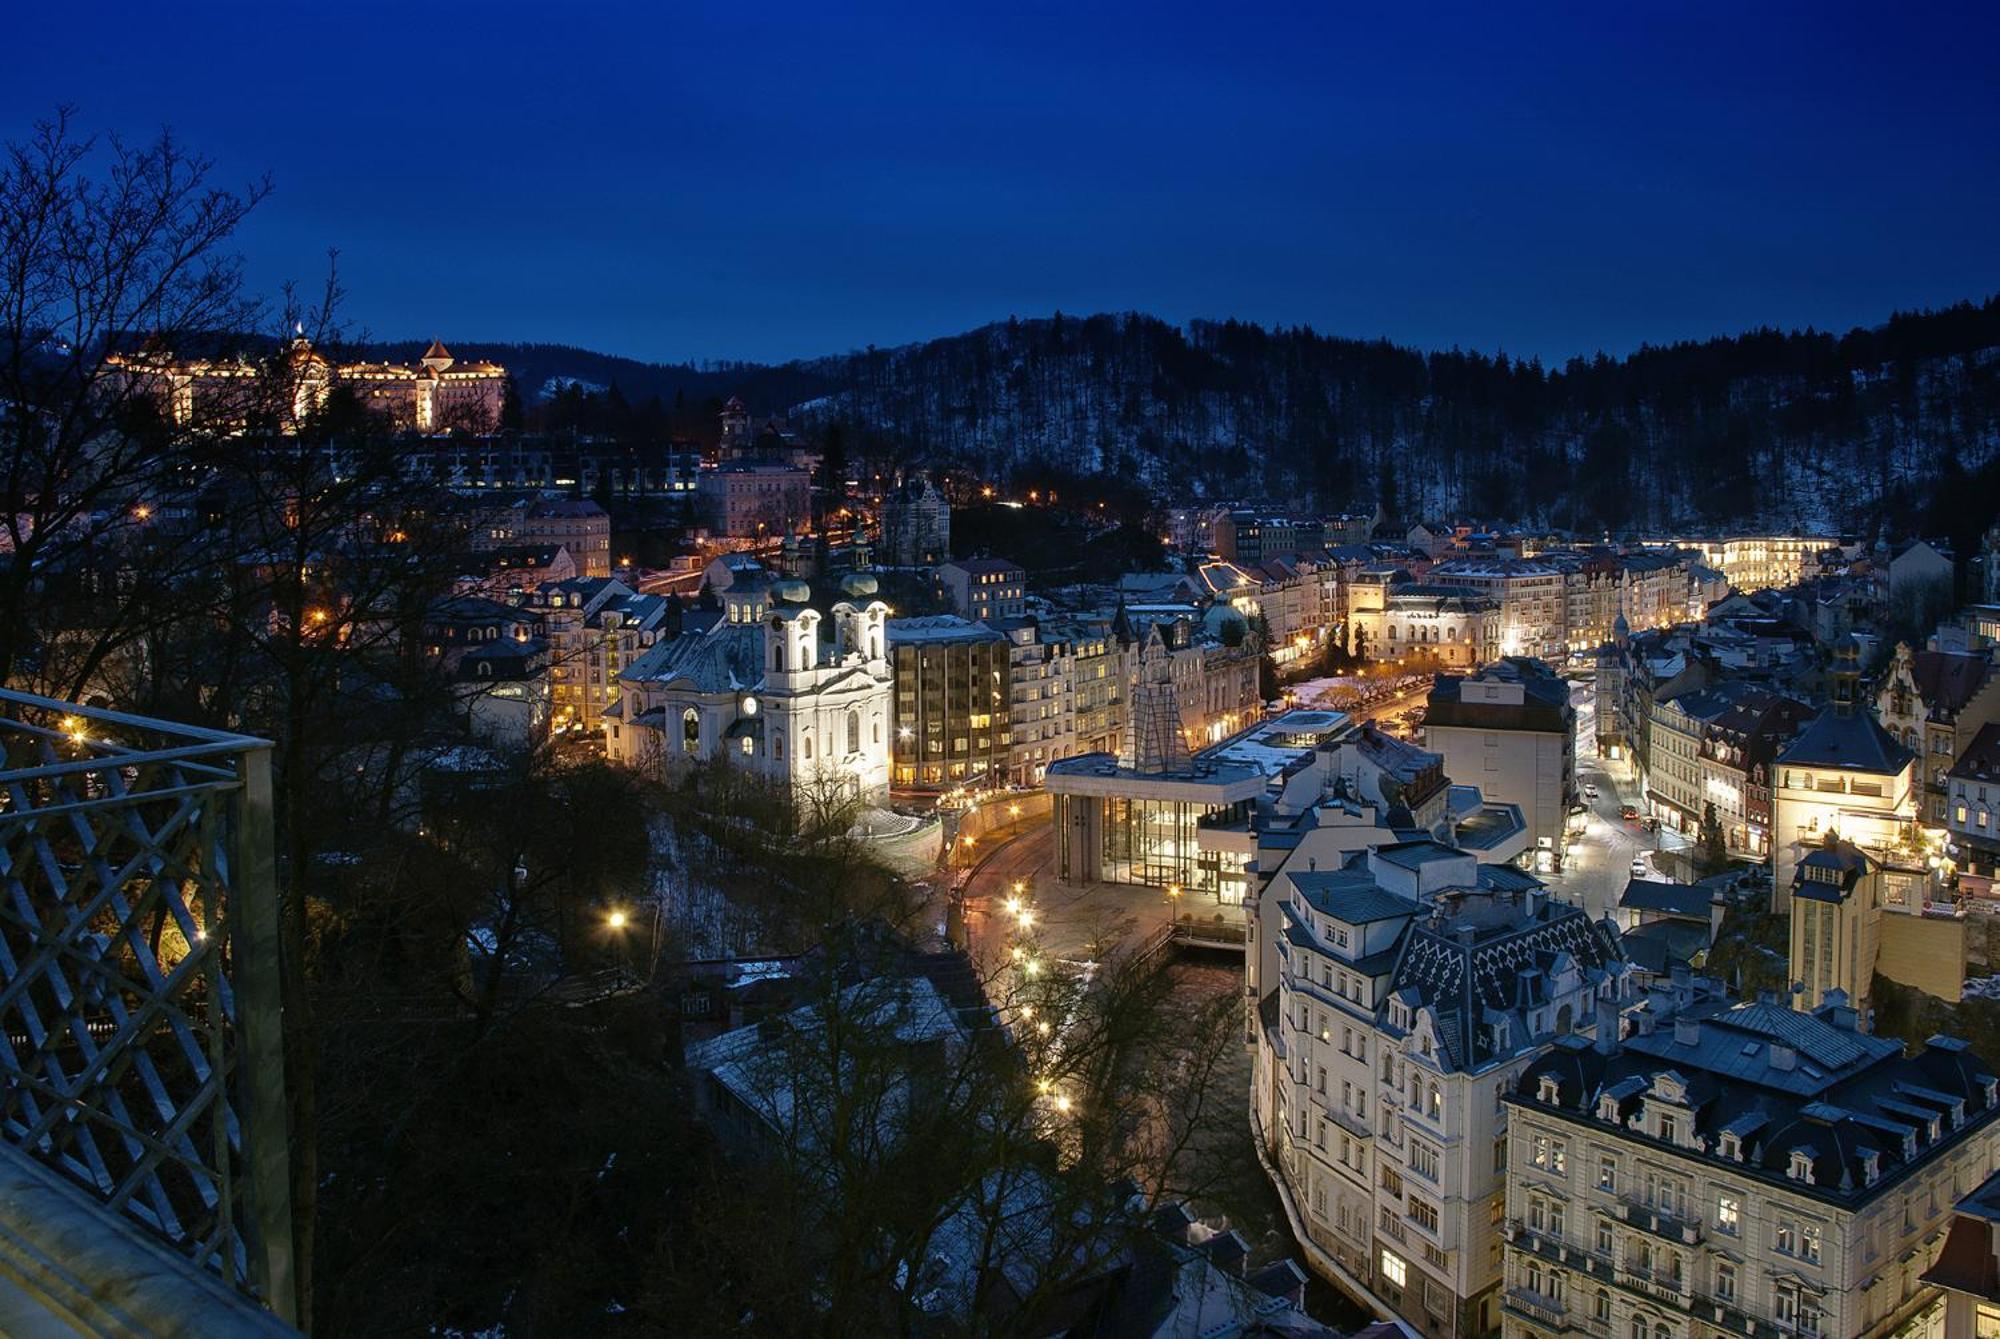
[[352, 293, 2000, 535]]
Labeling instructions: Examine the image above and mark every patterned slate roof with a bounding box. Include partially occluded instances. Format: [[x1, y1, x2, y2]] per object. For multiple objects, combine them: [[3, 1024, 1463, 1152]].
[[1387, 894, 1623, 1072], [1516, 994, 1998, 1210]]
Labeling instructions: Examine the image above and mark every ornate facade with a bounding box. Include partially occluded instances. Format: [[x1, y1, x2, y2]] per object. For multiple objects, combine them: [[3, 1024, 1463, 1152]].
[[611, 574, 893, 803]]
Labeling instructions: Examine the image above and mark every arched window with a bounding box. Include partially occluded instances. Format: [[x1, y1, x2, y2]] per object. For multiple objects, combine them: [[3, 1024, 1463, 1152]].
[[476, 662, 492, 677], [847, 711, 861, 755], [873, 718, 882, 744], [1631, 1318, 1647, 1339], [803, 733, 814, 760], [773, 736, 784, 760], [682, 708, 700, 754]]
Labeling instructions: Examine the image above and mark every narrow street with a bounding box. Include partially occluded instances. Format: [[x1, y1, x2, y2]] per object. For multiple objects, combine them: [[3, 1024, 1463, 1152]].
[[1543, 677, 1688, 921]]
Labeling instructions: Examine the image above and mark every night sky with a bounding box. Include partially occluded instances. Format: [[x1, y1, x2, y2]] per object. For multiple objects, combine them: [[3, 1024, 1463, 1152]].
[[9, 3, 1999, 365]]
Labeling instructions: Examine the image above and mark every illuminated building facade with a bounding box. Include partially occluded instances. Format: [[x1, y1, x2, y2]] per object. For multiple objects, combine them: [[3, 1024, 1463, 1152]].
[[107, 336, 504, 434], [887, 615, 1011, 790], [613, 574, 893, 802]]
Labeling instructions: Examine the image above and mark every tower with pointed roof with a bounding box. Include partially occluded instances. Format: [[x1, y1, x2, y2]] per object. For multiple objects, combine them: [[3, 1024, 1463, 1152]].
[[420, 338, 454, 374], [1771, 634, 1922, 913]]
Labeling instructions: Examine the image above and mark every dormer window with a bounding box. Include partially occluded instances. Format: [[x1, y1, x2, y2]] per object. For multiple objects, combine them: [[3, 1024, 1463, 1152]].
[[1598, 1094, 1620, 1122], [1860, 1151, 1881, 1186], [1538, 1075, 1561, 1104], [1718, 1131, 1740, 1161], [1788, 1151, 1815, 1184]]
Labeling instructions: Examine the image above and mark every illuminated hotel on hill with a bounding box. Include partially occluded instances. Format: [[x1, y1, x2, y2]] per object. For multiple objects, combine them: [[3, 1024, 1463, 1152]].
[[107, 336, 505, 434]]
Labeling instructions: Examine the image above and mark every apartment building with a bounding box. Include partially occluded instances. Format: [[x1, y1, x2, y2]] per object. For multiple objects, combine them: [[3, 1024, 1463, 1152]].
[[1877, 643, 2000, 828], [1431, 559, 1573, 661], [887, 615, 1012, 790], [1254, 841, 1630, 1339], [1947, 724, 2000, 899], [527, 577, 672, 735], [516, 498, 613, 579], [936, 558, 1027, 623], [995, 618, 1077, 784], [1425, 659, 1577, 871], [1504, 986, 2000, 1339]]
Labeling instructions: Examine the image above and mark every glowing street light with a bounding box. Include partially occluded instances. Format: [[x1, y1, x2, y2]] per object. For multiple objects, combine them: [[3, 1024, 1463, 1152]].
[[606, 909, 629, 930], [1016, 907, 1035, 930], [1004, 896, 1022, 916], [1054, 1093, 1072, 1114]]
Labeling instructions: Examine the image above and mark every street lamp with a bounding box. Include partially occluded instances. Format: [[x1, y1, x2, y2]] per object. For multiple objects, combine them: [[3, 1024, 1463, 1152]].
[[606, 909, 629, 931]]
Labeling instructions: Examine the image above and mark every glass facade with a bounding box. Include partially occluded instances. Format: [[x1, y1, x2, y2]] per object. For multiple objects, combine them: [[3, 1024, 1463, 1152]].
[[1055, 792, 1252, 905]]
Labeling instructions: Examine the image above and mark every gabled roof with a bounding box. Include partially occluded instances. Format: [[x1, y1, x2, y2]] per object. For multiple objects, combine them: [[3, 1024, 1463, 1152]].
[[1913, 651, 1992, 720], [1953, 724, 2000, 786], [1619, 879, 1714, 920]]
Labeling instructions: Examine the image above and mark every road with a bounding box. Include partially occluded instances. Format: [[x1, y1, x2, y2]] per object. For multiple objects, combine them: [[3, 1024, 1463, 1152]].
[[1542, 678, 1686, 922], [954, 821, 1181, 981]]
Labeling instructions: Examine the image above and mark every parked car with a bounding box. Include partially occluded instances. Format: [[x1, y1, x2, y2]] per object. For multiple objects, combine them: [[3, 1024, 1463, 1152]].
[[1583, 784, 1599, 800], [1618, 803, 1640, 820], [1630, 856, 1649, 877]]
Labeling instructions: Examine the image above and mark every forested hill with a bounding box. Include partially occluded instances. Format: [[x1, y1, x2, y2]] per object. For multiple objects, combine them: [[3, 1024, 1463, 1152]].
[[367, 296, 2000, 535], [786, 301, 2000, 535]]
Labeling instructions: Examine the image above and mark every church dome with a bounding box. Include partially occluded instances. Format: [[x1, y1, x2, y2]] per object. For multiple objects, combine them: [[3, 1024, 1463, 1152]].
[[840, 572, 879, 599], [773, 579, 812, 604]]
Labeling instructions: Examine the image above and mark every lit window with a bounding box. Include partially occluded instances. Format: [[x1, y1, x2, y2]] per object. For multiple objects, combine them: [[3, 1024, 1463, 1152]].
[[1717, 1194, 1739, 1235], [1381, 1250, 1407, 1287]]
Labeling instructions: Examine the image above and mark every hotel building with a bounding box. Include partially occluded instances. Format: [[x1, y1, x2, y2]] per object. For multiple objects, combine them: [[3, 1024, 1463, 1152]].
[[1505, 985, 2000, 1339]]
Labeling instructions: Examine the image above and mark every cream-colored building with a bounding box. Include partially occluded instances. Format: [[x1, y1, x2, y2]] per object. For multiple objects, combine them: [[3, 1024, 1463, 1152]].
[[526, 578, 671, 736], [1253, 838, 1629, 1339], [1669, 535, 1837, 593], [107, 335, 503, 434], [1504, 987, 2000, 1339], [1425, 660, 1577, 872], [1349, 583, 1502, 671], [1772, 639, 1928, 913]]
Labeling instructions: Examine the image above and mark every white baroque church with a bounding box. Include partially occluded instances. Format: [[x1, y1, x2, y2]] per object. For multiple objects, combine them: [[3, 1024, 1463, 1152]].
[[609, 572, 894, 802]]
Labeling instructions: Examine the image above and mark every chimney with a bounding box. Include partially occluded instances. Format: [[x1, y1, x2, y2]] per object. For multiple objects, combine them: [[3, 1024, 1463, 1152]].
[[1673, 1016, 1700, 1046], [1594, 996, 1621, 1054], [1768, 1043, 1797, 1072]]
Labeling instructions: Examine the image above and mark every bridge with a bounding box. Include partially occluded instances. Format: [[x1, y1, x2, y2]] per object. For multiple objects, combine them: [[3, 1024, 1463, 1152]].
[[0, 690, 297, 1334]]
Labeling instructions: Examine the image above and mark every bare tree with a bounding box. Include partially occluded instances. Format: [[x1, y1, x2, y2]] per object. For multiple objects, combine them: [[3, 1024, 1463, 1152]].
[[0, 108, 270, 687]]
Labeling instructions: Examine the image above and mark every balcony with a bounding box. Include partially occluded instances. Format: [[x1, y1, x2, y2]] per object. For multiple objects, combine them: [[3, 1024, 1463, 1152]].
[[1504, 1287, 1568, 1330], [1616, 1262, 1692, 1306], [0, 691, 295, 1331], [1616, 1195, 1703, 1244]]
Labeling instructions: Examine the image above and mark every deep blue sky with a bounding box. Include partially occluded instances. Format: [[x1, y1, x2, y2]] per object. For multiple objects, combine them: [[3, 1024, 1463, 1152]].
[[8, 3, 1999, 365]]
